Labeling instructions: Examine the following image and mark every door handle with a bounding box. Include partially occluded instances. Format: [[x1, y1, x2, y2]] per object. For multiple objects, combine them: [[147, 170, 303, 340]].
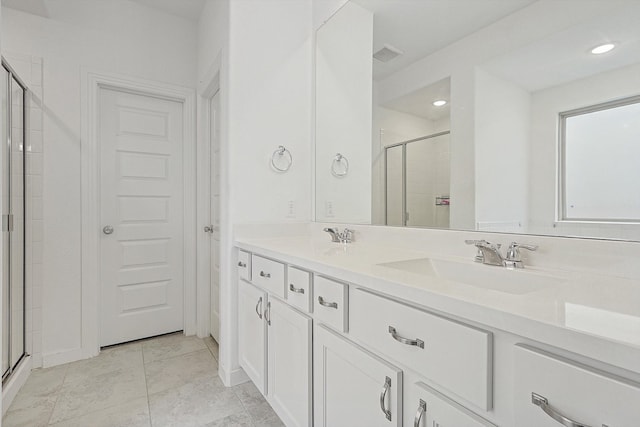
[[414, 399, 427, 427], [379, 376, 392, 421], [318, 296, 338, 309], [388, 326, 425, 349], [255, 297, 263, 319], [289, 284, 305, 294], [103, 225, 114, 235], [531, 393, 595, 427], [264, 301, 271, 326], [204, 225, 214, 233]]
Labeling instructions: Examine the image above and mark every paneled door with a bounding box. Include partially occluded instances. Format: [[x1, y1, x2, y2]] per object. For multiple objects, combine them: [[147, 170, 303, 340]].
[[99, 88, 184, 347], [208, 90, 221, 341]]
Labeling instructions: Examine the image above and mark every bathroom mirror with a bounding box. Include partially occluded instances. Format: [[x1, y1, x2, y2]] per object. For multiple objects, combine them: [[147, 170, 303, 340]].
[[314, 0, 640, 241]]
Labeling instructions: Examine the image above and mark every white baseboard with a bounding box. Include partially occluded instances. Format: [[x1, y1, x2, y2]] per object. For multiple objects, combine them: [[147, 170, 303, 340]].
[[42, 347, 85, 368], [2, 356, 32, 415], [218, 364, 249, 387]]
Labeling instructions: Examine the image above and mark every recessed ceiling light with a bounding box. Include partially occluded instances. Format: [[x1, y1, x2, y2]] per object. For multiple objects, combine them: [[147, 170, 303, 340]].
[[433, 100, 447, 107], [591, 43, 616, 55]]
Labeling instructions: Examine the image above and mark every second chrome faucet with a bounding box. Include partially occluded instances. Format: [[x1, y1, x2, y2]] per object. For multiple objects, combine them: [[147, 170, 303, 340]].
[[324, 227, 354, 244], [465, 240, 537, 269]]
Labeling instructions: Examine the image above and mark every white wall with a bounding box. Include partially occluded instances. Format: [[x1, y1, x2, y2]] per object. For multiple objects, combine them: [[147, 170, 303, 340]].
[[1, 2, 197, 366], [529, 62, 640, 240], [474, 68, 529, 233], [315, 1, 373, 223]]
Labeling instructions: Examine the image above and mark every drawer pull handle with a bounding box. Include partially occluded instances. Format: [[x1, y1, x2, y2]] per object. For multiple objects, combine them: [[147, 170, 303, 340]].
[[259, 271, 271, 279], [414, 399, 427, 427], [388, 326, 425, 349], [289, 284, 305, 294], [379, 376, 392, 421], [255, 297, 263, 319], [264, 301, 271, 326], [531, 393, 593, 427], [238, 261, 247, 268], [318, 296, 338, 309]]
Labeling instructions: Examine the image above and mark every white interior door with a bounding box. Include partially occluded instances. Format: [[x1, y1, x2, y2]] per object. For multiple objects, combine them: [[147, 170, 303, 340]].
[[208, 91, 221, 341], [99, 87, 184, 347]]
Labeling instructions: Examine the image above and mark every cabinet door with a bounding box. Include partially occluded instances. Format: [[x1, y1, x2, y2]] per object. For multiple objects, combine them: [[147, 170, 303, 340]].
[[267, 298, 312, 427], [238, 280, 267, 393], [405, 381, 496, 427], [314, 324, 403, 427]]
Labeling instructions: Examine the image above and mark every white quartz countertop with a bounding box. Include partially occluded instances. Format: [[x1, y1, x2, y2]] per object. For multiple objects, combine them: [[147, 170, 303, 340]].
[[235, 236, 640, 374]]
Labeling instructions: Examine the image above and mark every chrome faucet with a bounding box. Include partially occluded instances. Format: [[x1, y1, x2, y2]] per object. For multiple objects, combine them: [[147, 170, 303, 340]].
[[465, 240, 537, 268], [465, 240, 504, 266], [324, 227, 355, 244]]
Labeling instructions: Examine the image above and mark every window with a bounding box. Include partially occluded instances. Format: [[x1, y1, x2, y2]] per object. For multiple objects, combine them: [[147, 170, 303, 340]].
[[560, 95, 640, 222]]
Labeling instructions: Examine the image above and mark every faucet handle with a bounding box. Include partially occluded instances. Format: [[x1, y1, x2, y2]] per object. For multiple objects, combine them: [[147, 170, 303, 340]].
[[342, 228, 355, 243], [505, 242, 538, 268]]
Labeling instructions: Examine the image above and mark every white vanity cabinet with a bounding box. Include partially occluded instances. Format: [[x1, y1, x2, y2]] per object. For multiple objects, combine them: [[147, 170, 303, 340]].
[[238, 279, 267, 393], [514, 344, 640, 427], [404, 380, 497, 427], [267, 297, 313, 427], [314, 324, 403, 427]]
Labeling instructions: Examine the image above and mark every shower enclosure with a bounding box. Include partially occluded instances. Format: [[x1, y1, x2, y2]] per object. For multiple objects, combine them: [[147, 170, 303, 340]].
[[385, 131, 450, 228], [1, 59, 27, 381]]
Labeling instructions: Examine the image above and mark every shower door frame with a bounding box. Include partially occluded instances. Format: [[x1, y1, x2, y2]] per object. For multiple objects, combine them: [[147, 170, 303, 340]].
[[384, 130, 451, 227], [1, 57, 28, 382]]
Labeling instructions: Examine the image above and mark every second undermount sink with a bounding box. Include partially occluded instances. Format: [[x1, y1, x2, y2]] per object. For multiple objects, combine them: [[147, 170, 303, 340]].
[[377, 257, 567, 295]]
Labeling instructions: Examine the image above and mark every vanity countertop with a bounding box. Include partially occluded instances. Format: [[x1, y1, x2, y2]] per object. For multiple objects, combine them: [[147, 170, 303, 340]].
[[235, 235, 640, 375]]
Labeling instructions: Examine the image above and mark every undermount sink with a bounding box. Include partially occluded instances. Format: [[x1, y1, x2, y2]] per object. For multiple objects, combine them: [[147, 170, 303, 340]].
[[377, 258, 567, 295]]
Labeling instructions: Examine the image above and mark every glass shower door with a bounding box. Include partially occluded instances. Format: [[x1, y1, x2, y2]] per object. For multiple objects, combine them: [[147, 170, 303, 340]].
[[2, 60, 26, 381]]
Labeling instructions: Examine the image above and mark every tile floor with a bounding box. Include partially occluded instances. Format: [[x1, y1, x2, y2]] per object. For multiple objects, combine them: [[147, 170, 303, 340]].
[[3, 333, 284, 427]]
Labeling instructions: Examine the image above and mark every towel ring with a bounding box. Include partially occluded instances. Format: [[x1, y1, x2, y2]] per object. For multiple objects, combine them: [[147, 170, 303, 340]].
[[331, 153, 349, 178], [271, 145, 292, 172]]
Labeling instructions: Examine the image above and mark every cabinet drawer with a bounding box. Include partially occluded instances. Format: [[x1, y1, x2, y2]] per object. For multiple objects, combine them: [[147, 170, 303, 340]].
[[405, 381, 496, 427], [287, 266, 312, 313], [514, 344, 640, 427], [313, 276, 348, 333], [237, 250, 251, 281], [350, 288, 492, 410], [251, 255, 285, 298]]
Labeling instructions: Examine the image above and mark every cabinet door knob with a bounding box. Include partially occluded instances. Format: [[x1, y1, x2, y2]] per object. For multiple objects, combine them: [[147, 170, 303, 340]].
[[318, 296, 338, 309], [102, 225, 114, 235], [379, 376, 392, 421], [388, 326, 425, 349], [238, 261, 247, 268], [531, 393, 592, 427], [259, 271, 271, 279], [414, 399, 427, 427]]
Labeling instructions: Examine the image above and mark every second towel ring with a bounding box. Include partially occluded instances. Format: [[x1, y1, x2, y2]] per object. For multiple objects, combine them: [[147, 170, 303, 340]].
[[271, 145, 292, 172], [331, 153, 349, 177]]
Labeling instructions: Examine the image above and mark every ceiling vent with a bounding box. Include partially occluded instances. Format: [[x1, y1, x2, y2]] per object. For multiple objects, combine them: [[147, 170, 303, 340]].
[[373, 44, 404, 63]]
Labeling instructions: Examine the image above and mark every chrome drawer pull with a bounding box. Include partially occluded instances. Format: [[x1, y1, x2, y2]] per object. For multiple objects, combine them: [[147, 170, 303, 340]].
[[414, 399, 427, 427], [388, 326, 425, 349], [259, 271, 271, 279], [264, 301, 271, 326], [237, 261, 247, 268], [531, 393, 593, 427], [255, 297, 263, 319], [318, 296, 338, 309], [289, 284, 305, 294], [379, 376, 392, 421]]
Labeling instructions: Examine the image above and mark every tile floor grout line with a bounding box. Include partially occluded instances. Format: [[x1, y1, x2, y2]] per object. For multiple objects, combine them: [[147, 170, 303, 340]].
[[45, 363, 70, 425], [142, 347, 154, 427]]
